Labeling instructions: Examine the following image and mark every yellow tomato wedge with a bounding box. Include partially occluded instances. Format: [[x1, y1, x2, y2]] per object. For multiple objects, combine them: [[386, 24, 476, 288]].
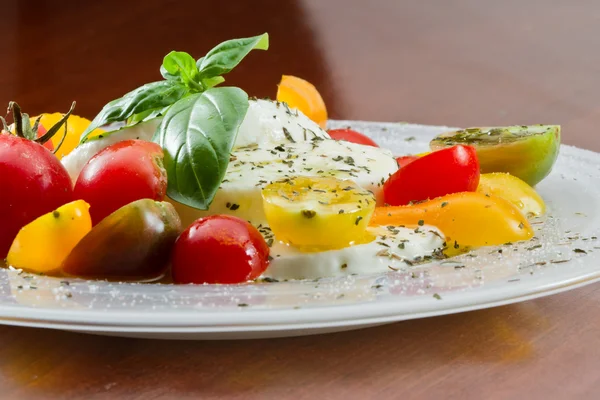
[[27, 113, 104, 159], [370, 192, 533, 249], [276, 75, 328, 129], [477, 173, 546, 217], [7, 200, 92, 274], [262, 176, 375, 251]]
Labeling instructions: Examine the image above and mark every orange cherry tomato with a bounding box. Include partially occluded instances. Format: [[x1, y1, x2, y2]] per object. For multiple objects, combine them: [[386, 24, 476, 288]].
[[276, 75, 328, 128]]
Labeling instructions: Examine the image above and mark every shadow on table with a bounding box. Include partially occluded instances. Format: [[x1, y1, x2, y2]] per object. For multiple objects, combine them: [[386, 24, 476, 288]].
[[0, 300, 553, 399]]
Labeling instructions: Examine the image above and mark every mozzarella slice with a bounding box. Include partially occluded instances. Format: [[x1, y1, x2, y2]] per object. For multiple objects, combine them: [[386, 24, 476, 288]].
[[264, 225, 446, 280], [170, 138, 398, 227]]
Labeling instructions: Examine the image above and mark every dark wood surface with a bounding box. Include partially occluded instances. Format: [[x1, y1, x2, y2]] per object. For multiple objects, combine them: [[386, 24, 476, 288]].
[[2, 0, 600, 398]]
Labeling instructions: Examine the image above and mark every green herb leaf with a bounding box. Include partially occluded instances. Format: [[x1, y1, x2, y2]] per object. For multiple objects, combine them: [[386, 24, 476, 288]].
[[197, 33, 269, 79], [162, 51, 202, 90], [128, 106, 170, 125], [80, 81, 188, 143], [156, 87, 249, 209], [201, 76, 226, 89]]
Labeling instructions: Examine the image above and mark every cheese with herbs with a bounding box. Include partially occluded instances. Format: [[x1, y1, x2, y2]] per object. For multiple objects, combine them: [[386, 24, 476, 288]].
[[265, 225, 446, 280], [169, 137, 398, 227]]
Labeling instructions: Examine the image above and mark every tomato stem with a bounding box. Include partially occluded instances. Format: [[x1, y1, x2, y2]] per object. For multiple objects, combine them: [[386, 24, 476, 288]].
[[35, 102, 76, 145], [0, 116, 9, 133], [53, 118, 68, 155], [8, 102, 26, 138]]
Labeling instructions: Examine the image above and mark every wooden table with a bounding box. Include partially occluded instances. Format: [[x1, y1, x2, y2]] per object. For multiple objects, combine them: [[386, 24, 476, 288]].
[[2, 0, 600, 398]]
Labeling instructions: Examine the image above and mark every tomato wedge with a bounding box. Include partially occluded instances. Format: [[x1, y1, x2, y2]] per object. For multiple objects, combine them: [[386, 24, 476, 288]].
[[328, 129, 378, 147], [383, 145, 480, 206]]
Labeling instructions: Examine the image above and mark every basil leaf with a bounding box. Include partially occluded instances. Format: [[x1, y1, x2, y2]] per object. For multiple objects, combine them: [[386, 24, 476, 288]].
[[128, 106, 170, 125], [162, 51, 202, 90], [201, 76, 225, 89], [80, 81, 188, 143], [198, 33, 269, 78], [156, 87, 249, 209], [160, 65, 179, 81]]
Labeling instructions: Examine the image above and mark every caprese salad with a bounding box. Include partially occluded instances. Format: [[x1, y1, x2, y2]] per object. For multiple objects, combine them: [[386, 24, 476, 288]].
[[0, 33, 560, 284]]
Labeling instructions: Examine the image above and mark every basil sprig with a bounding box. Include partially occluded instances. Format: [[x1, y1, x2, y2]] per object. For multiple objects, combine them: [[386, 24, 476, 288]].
[[79, 33, 269, 210], [79, 32, 268, 143]]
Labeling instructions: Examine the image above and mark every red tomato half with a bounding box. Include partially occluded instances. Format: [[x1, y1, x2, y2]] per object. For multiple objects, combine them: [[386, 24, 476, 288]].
[[383, 145, 480, 206], [171, 215, 270, 284], [396, 155, 419, 169], [328, 129, 378, 147], [74, 140, 167, 225]]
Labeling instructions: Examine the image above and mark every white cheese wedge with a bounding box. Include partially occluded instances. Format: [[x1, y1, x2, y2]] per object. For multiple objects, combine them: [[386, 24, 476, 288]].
[[264, 225, 446, 280], [62, 99, 329, 182], [170, 138, 398, 227], [235, 99, 329, 146]]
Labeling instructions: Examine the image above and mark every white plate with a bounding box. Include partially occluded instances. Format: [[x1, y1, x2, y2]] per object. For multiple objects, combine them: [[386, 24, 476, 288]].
[[1, 121, 599, 340]]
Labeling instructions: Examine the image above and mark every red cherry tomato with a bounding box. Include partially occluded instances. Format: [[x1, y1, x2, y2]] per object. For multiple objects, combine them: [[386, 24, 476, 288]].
[[396, 155, 419, 169], [74, 140, 167, 225], [172, 215, 270, 284], [328, 129, 378, 147], [383, 145, 480, 206], [0, 133, 73, 258]]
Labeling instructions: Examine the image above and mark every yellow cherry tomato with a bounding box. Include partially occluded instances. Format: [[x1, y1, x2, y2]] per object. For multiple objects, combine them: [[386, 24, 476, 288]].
[[262, 176, 375, 251], [477, 173, 546, 217], [370, 192, 533, 249], [28, 113, 104, 159], [276, 75, 328, 129], [7, 200, 92, 274]]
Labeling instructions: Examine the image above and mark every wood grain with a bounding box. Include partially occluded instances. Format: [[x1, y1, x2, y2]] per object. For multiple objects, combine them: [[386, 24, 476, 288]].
[[2, 0, 600, 398]]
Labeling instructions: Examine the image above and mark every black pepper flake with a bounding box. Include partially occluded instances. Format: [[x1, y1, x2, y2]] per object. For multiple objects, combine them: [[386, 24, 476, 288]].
[[441, 202, 449, 208], [518, 222, 525, 229], [333, 156, 344, 162], [417, 219, 424, 226], [341, 263, 348, 269], [405, 136, 416, 142], [225, 202, 240, 211], [574, 248, 588, 254], [338, 209, 345, 214], [52, 210, 60, 218], [274, 145, 286, 152], [433, 293, 442, 300], [301, 210, 317, 219], [238, 303, 249, 307], [398, 242, 405, 250], [355, 216, 363, 225]]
